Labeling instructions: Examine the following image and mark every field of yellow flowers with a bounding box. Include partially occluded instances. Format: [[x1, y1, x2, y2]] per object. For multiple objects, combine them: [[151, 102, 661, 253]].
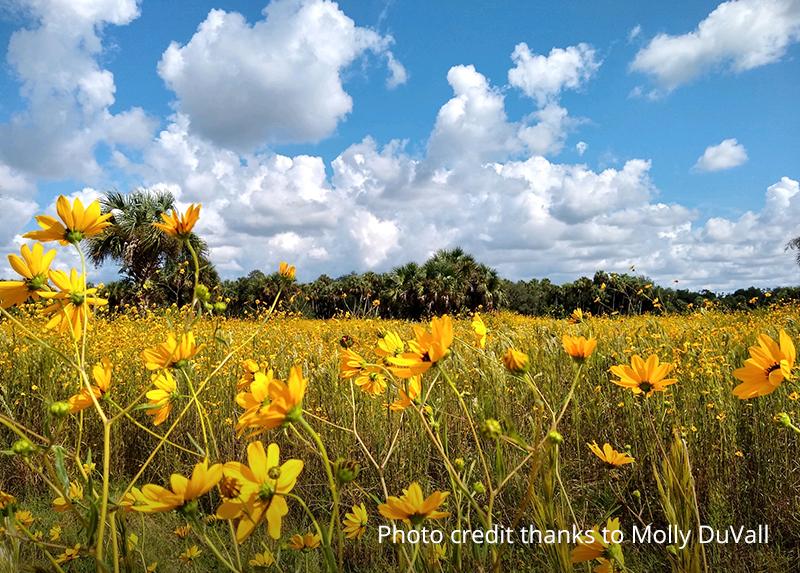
[[1, 304, 799, 572], [1, 199, 799, 573]]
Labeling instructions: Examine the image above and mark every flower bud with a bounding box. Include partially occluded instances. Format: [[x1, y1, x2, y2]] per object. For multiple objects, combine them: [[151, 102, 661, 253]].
[[479, 419, 502, 440], [454, 458, 465, 472], [774, 412, 792, 428], [213, 302, 227, 315], [632, 490, 641, 499], [335, 459, 361, 484], [547, 430, 563, 445], [502, 349, 530, 374], [50, 401, 71, 418], [194, 284, 210, 302], [268, 466, 282, 480], [339, 335, 355, 349], [11, 439, 34, 457], [472, 481, 486, 495]]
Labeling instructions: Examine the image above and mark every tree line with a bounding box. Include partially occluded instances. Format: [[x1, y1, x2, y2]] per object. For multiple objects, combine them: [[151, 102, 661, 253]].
[[42, 189, 800, 319]]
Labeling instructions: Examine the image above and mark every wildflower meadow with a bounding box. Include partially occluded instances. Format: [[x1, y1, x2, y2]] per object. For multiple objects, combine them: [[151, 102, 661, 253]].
[[1, 198, 799, 573]]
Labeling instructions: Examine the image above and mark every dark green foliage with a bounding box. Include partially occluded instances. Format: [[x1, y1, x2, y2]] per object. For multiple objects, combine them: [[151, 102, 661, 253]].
[[87, 189, 216, 309]]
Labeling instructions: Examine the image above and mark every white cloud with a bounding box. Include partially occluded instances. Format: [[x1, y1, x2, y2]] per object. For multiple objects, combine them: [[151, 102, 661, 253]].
[[518, 103, 584, 156], [350, 210, 401, 267], [692, 138, 748, 172], [157, 0, 402, 150], [508, 43, 600, 106], [427, 65, 522, 166], [629, 25, 642, 42], [0, 0, 156, 180], [576, 141, 588, 155], [631, 0, 800, 91], [2, 6, 797, 291], [109, 57, 799, 290], [385, 52, 408, 88]]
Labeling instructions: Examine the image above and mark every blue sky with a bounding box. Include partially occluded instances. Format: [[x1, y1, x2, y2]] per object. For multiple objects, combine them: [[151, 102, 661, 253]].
[[0, 0, 798, 289]]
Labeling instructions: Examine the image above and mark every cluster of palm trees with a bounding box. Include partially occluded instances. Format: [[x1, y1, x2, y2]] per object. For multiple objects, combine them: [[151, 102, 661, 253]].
[[382, 249, 505, 318], [80, 189, 800, 318], [218, 249, 506, 319], [86, 190, 505, 317]]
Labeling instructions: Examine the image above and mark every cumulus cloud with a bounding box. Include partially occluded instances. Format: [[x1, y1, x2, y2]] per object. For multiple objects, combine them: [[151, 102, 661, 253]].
[[2, 3, 797, 291], [0, 162, 39, 269], [517, 103, 584, 156], [0, 0, 157, 180], [692, 138, 748, 172], [631, 0, 800, 91], [157, 0, 403, 150], [508, 43, 600, 106], [427, 65, 522, 166], [112, 55, 799, 290], [350, 210, 401, 267]]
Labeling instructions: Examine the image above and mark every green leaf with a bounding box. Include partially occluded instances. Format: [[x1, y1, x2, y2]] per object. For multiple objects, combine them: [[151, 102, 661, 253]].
[[53, 446, 70, 493], [86, 498, 99, 547], [502, 417, 529, 449], [186, 433, 206, 457]]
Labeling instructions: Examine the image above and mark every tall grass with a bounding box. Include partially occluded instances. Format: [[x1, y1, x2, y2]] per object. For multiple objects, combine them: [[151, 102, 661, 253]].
[[1, 304, 799, 571]]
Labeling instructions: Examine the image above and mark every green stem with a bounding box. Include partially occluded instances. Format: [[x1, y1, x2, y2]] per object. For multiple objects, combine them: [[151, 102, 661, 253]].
[[14, 520, 68, 573], [296, 417, 341, 569], [406, 536, 421, 573], [181, 367, 212, 457], [75, 243, 90, 367], [200, 531, 240, 573], [440, 367, 493, 498], [96, 422, 111, 567], [287, 494, 338, 573], [107, 400, 203, 456]]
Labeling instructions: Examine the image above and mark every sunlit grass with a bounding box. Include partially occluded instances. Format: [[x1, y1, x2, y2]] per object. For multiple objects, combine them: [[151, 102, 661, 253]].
[[2, 302, 799, 571]]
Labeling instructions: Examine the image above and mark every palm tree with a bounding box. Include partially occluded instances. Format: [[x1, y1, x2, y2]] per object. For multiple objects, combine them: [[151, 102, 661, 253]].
[[422, 248, 504, 313], [386, 262, 424, 317], [87, 189, 211, 307], [787, 236, 800, 267]]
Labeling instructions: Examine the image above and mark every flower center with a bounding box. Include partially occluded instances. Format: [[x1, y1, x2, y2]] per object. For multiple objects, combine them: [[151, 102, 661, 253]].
[[638, 381, 654, 394], [219, 476, 241, 500]]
